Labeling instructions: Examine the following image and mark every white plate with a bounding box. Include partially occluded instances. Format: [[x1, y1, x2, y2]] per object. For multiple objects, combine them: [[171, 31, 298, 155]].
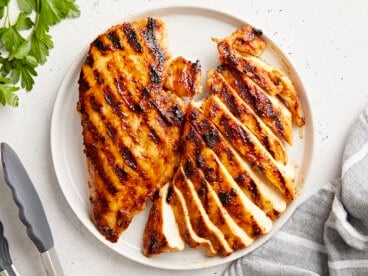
[[51, 6, 314, 270]]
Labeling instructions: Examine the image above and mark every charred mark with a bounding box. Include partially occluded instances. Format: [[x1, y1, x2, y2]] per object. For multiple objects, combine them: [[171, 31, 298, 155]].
[[144, 18, 165, 65], [202, 129, 219, 148], [184, 160, 194, 177], [108, 31, 123, 49], [119, 146, 137, 170], [94, 69, 103, 84], [89, 95, 101, 112], [106, 123, 117, 140], [219, 88, 241, 117], [123, 24, 142, 53], [166, 186, 174, 204], [149, 66, 161, 84], [78, 71, 90, 93], [85, 54, 94, 67], [147, 127, 160, 144], [103, 88, 116, 107], [170, 105, 183, 123], [93, 37, 108, 52], [142, 88, 150, 98], [218, 189, 237, 207], [114, 166, 128, 182], [252, 27, 263, 36]]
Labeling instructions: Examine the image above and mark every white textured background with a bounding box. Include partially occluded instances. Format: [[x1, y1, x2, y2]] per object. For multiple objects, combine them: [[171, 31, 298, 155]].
[[0, 0, 367, 275]]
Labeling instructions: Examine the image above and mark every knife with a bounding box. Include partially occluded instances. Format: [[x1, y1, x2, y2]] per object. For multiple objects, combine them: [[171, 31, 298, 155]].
[[0, 221, 18, 276], [1, 143, 64, 276]]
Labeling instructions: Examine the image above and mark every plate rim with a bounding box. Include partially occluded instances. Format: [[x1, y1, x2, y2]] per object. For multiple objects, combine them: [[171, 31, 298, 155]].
[[50, 4, 315, 270]]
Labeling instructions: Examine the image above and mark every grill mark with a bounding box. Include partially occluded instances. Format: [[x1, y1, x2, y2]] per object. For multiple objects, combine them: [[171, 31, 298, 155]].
[[93, 37, 108, 52], [94, 69, 103, 84], [106, 122, 117, 140], [85, 54, 94, 67], [122, 24, 142, 53], [108, 31, 123, 49], [89, 95, 101, 112], [113, 76, 143, 113], [78, 71, 90, 93], [234, 174, 260, 203], [166, 186, 174, 204], [224, 67, 286, 138], [149, 65, 161, 84], [82, 114, 119, 196], [148, 127, 160, 144], [119, 146, 137, 170], [143, 17, 166, 87], [114, 165, 128, 181], [144, 18, 165, 65]]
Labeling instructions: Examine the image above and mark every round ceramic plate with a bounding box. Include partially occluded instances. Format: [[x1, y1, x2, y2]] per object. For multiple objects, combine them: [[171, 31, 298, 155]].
[[51, 6, 314, 270]]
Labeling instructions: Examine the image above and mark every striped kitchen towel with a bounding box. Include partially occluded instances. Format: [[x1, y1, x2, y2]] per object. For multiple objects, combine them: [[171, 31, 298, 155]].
[[224, 109, 368, 276]]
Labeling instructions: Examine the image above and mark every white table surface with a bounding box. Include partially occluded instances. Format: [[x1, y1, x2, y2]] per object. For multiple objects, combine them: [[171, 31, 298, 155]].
[[0, 0, 367, 275]]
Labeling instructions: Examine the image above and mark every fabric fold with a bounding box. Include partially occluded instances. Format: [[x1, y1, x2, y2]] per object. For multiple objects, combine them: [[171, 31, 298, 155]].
[[224, 107, 368, 275]]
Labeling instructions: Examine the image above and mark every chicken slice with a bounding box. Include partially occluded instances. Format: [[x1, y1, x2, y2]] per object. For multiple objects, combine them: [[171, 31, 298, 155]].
[[202, 97, 296, 200], [186, 105, 287, 219], [173, 166, 233, 256], [212, 25, 266, 57], [169, 171, 216, 256], [217, 40, 305, 126], [142, 183, 184, 257], [182, 118, 273, 237], [164, 57, 202, 97], [219, 65, 293, 145], [207, 69, 287, 164], [182, 155, 254, 250]]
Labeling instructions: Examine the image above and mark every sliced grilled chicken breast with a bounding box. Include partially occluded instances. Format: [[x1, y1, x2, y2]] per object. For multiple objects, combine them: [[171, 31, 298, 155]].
[[217, 40, 305, 126], [212, 25, 266, 57], [78, 18, 186, 242], [219, 65, 293, 145], [164, 57, 202, 97], [181, 118, 273, 236], [142, 183, 184, 257], [186, 105, 287, 218], [169, 171, 217, 256], [207, 69, 287, 164], [202, 97, 296, 200], [173, 166, 233, 256], [182, 155, 253, 250]]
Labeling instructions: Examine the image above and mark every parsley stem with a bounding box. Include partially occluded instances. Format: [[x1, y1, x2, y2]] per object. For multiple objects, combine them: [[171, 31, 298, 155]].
[[3, 4, 10, 28]]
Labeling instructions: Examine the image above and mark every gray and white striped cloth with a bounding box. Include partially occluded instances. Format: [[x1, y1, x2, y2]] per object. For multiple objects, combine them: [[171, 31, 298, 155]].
[[224, 109, 368, 276]]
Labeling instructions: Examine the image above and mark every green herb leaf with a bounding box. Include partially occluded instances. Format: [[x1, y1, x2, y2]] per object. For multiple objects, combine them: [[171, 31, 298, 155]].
[[17, 0, 35, 13], [0, 0, 80, 106], [14, 12, 33, 30], [0, 83, 19, 107]]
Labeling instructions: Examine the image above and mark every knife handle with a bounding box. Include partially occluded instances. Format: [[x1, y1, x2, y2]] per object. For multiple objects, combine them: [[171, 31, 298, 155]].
[[0, 221, 12, 272], [1, 143, 54, 253]]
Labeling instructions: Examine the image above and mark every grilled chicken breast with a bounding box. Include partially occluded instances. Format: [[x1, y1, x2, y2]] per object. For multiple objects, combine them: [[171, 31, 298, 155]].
[[78, 18, 186, 242], [207, 69, 288, 163], [186, 104, 287, 218], [216, 40, 305, 126], [218, 65, 293, 145], [212, 25, 266, 57], [202, 96, 296, 200], [164, 57, 202, 97], [142, 182, 184, 257]]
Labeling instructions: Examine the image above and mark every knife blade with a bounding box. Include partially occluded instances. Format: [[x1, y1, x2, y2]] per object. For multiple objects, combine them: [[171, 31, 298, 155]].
[[0, 221, 18, 276], [1, 143, 64, 276]]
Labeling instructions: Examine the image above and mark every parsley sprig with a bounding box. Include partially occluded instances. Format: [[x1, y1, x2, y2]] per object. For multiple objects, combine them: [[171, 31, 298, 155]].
[[0, 0, 80, 107]]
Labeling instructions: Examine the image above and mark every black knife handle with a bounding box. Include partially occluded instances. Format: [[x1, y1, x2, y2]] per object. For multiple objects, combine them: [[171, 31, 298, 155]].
[[1, 143, 54, 253], [0, 221, 12, 271]]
